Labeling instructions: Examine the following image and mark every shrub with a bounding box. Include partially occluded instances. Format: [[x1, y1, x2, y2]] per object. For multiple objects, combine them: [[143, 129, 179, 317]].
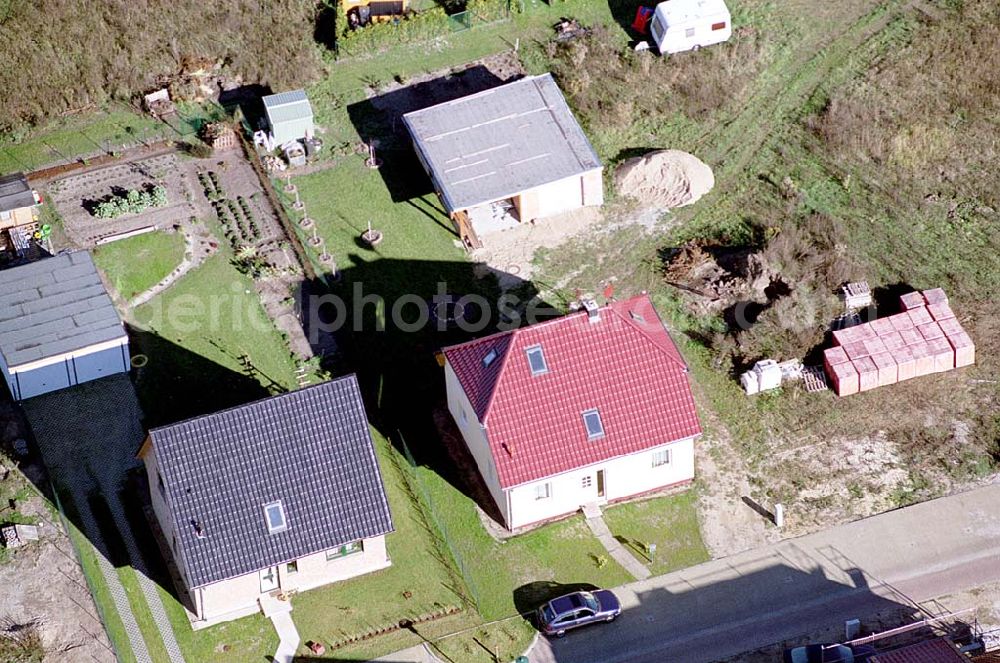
[[93, 185, 168, 219], [337, 8, 450, 56], [183, 141, 214, 159], [0, 619, 44, 663]]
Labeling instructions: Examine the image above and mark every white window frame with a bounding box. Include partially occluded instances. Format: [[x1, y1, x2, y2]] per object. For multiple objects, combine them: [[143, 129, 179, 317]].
[[652, 448, 672, 467], [582, 409, 605, 440], [525, 345, 548, 376], [327, 541, 364, 561], [685, 26, 696, 38], [582, 476, 593, 489], [534, 482, 552, 500], [286, 560, 299, 574], [264, 501, 288, 534]]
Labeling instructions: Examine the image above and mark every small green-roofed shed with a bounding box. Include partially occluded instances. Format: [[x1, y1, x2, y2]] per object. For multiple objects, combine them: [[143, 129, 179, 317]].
[[263, 90, 315, 146]]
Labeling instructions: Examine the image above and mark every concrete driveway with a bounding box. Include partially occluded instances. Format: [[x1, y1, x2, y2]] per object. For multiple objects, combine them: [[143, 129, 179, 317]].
[[527, 482, 1000, 663], [23, 374, 185, 663]]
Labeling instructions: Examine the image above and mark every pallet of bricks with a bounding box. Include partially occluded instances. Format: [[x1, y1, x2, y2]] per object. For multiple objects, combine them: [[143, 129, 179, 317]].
[[823, 288, 975, 396]]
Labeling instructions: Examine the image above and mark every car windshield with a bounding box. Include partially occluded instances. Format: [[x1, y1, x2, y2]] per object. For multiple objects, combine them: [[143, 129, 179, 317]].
[[541, 604, 557, 624], [580, 592, 599, 611]]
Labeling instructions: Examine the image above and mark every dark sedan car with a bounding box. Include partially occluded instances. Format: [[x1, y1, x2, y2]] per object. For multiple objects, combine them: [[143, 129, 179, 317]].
[[536, 590, 622, 637]]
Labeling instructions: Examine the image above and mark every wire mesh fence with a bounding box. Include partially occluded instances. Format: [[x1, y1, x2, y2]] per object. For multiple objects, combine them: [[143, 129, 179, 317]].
[[49, 484, 126, 663], [397, 431, 484, 611]]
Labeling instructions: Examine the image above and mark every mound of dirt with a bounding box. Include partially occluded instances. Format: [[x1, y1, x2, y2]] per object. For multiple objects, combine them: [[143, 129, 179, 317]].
[[615, 149, 715, 209]]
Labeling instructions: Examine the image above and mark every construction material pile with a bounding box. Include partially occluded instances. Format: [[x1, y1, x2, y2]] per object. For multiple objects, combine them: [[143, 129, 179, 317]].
[[615, 149, 715, 209], [824, 288, 975, 396]]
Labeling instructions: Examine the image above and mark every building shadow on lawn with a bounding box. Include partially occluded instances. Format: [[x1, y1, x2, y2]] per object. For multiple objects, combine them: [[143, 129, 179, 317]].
[[127, 325, 277, 428], [303, 254, 559, 515], [15, 332, 282, 614], [347, 65, 516, 203]]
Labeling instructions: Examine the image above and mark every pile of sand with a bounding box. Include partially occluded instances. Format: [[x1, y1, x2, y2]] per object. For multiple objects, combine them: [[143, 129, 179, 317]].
[[615, 149, 715, 209]]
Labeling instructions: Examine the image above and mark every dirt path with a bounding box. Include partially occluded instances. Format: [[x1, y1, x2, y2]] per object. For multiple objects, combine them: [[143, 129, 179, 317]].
[[129, 219, 217, 308], [693, 404, 776, 558]]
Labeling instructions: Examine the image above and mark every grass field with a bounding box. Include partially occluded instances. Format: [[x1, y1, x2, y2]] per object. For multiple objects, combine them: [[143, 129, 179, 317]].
[[0, 106, 165, 173], [7, 0, 996, 659], [128, 223, 300, 427], [92, 230, 186, 301], [62, 511, 137, 663], [602, 491, 710, 577], [290, 430, 477, 660]]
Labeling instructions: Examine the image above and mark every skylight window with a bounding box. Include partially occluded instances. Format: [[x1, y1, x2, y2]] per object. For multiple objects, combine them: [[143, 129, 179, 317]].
[[264, 501, 287, 534], [526, 345, 548, 375], [582, 409, 605, 440], [482, 348, 498, 367]]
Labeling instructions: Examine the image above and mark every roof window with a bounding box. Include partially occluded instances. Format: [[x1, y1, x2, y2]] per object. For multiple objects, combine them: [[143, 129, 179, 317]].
[[264, 501, 288, 534], [582, 409, 605, 440], [526, 345, 548, 375], [483, 348, 498, 367]]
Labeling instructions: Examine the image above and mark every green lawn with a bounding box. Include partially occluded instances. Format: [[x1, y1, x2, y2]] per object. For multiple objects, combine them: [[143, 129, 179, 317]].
[[291, 430, 478, 660], [129, 222, 299, 427], [117, 568, 173, 663], [0, 106, 164, 173], [163, 587, 278, 663], [57, 492, 137, 663], [92, 230, 186, 301], [603, 491, 711, 576], [285, 72, 710, 661]]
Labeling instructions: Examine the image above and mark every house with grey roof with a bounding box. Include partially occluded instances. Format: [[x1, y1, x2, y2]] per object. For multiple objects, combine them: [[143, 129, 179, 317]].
[[0, 251, 130, 400], [0, 173, 41, 254], [262, 90, 315, 147], [402, 73, 604, 249], [139, 376, 394, 627]]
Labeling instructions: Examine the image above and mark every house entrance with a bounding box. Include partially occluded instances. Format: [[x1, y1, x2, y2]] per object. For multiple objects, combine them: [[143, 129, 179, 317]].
[[259, 566, 279, 593]]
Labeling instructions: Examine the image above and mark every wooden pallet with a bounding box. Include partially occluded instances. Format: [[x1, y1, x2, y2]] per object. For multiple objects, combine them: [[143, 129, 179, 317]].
[[802, 365, 829, 393]]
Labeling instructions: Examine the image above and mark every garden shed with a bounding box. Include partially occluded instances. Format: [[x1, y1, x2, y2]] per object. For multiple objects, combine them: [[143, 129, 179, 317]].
[[262, 90, 315, 146], [402, 74, 604, 248], [0, 252, 130, 400]]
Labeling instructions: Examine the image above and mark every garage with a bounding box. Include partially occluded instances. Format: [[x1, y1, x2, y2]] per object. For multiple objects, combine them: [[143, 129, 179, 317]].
[[0, 251, 130, 401], [403, 73, 604, 249]]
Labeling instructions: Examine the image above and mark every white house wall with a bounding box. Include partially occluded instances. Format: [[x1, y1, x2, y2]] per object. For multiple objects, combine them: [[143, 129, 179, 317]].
[[142, 447, 191, 588], [505, 437, 695, 529], [192, 535, 390, 626], [443, 360, 510, 526]]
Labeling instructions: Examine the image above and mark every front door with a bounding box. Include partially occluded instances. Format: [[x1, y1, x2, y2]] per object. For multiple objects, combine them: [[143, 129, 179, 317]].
[[259, 566, 279, 593], [596, 470, 606, 498]]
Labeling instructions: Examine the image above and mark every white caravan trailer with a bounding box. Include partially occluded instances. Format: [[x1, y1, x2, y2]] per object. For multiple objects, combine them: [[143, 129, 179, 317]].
[[650, 0, 732, 54]]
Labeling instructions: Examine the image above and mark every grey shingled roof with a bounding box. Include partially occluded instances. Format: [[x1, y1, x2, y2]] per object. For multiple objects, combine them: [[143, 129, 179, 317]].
[[402, 73, 602, 212], [0, 252, 126, 368], [0, 173, 37, 212], [149, 376, 394, 588], [263, 90, 313, 125]]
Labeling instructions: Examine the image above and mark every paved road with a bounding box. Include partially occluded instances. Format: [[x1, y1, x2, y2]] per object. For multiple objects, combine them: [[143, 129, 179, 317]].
[[528, 482, 1000, 663]]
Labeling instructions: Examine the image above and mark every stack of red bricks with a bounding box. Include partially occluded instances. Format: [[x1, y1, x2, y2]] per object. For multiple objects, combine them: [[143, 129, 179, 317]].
[[824, 288, 975, 396]]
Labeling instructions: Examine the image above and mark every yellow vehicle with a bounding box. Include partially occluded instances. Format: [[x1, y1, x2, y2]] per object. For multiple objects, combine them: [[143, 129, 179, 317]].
[[343, 0, 409, 27]]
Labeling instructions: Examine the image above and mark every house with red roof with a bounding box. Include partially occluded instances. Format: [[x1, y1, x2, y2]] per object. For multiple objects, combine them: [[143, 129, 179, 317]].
[[441, 293, 702, 530]]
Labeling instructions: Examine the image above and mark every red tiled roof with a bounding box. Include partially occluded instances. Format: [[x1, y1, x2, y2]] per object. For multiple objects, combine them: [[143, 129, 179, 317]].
[[443, 294, 702, 488], [870, 638, 967, 663]]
